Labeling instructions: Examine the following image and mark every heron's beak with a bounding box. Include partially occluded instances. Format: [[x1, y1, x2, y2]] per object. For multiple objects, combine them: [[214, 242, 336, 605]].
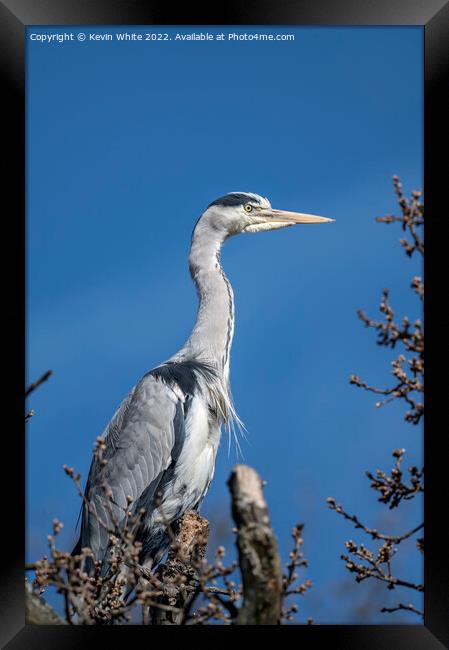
[[269, 209, 335, 224], [243, 207, 335, 233]]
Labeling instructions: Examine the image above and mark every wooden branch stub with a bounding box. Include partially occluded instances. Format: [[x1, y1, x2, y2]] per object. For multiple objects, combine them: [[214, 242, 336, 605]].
[[228, 464, 283, 625]]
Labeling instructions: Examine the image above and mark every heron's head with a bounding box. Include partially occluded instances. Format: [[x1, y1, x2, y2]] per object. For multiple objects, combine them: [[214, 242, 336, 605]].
[[195, 192, 334, 240]]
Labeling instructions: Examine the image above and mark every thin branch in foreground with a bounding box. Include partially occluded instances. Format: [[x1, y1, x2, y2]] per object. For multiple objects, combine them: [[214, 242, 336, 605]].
[[381, 602, 423, 617], [366, 448, 424, 509], [342, 539, 423, 593], [326, 496, 423, 545], [281, 523, 312, 622], [25, 370, 53, 397]]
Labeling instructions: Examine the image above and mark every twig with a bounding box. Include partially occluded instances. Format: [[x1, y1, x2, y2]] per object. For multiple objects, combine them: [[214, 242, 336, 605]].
[[25, 370, 53, 397], [326, 497, 423, 544], [381, 602, 423, 617]]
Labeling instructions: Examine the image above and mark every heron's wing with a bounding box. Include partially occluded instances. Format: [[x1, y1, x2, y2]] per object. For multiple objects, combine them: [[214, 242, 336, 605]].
[[78, 373, 186, 564]]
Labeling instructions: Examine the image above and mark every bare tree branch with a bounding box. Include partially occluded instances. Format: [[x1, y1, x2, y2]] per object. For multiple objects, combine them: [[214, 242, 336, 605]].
[[381, 602, 423, 617], [25, 370, 53, 397], [326, 496, 423, 544], [329, 176, 424, 619]]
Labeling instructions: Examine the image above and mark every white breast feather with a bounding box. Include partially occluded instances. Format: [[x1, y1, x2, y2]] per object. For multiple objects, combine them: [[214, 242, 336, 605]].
[[152, 395, 219, 523]]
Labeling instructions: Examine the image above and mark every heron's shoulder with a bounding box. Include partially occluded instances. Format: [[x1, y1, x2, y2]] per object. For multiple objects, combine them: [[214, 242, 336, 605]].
[[97, 372, 181, 453], [146, 359, 219, 398]]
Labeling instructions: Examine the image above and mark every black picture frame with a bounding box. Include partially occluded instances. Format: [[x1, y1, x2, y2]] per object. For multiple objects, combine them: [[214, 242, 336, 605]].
[[3, 0, 448, 647]]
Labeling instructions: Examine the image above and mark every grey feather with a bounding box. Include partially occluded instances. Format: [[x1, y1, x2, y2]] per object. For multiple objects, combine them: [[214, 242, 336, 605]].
[[76, 372, 185, 569]]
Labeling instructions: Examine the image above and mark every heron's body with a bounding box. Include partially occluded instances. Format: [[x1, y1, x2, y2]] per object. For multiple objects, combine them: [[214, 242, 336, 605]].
[[73, 192, 333, 576]]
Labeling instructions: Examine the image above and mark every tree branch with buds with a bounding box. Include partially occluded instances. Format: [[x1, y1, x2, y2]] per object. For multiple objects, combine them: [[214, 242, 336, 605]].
[[329, 176, 424, 619], [26, 458, 311, 625]]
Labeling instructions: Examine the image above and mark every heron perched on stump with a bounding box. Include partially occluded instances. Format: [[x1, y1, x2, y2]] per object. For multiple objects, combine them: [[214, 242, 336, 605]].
[[72, 191, 333, 576]]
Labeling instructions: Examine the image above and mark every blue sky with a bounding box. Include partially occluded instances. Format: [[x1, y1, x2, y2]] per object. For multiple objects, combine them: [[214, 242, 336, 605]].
[[26, 26, 423, 623]]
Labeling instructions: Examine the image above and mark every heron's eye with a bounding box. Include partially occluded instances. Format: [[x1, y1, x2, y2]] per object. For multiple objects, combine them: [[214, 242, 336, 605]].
[[244, 204, 253, 213]]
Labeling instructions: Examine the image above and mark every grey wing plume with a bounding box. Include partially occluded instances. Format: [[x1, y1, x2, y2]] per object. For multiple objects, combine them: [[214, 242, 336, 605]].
[[74, 372, 185, 569]]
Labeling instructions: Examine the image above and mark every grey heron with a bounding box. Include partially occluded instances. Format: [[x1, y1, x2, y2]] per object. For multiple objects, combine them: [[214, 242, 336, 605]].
[[72, 191, 333, 577]]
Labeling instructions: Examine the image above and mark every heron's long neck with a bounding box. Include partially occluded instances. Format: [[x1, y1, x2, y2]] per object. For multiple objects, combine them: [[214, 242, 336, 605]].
[[176, 229, 234, 377]]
